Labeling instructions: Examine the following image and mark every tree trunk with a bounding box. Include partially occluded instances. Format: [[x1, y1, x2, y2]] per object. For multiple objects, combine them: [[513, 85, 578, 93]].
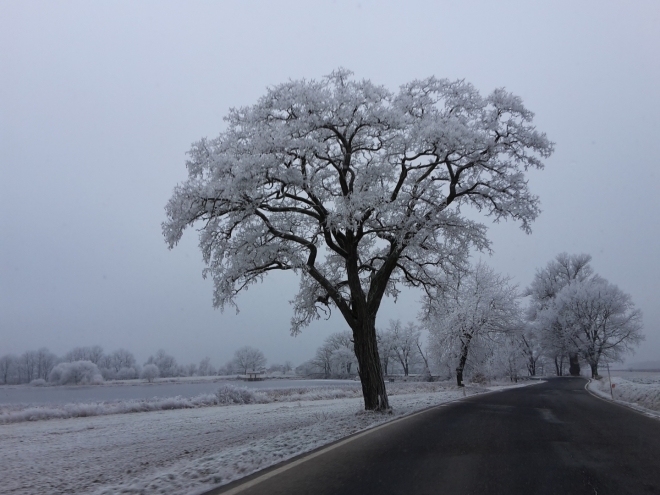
[[527, 356, 536, 376], [456, 341, 470, 387], [352, 319, 390, 411], [554, 355, 565, 376], [590, 362, 598, 378], [569, 353, 581, 376]]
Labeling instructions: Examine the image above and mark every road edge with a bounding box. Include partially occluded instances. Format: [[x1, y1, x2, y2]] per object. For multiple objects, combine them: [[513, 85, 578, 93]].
[[584, 379, 660, 421], [202, 380, 544, 495]]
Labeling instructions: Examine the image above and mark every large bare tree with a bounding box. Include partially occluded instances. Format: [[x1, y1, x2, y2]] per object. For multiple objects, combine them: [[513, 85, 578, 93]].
[[163, 69, 552, 410]]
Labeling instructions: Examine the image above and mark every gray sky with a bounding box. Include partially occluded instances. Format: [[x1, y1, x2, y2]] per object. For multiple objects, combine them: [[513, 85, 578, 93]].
[[1, 0, 659, 368]]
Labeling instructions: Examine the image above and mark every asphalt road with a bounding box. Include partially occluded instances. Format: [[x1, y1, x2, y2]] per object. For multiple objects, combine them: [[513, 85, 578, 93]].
[[210, 378, 660, 495]]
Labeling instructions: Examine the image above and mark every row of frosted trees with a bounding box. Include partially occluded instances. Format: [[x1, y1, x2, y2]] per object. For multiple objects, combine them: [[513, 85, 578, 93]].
[[423, 253, 643, 385], [0, 347, 196, 385], [0, 346, 265, 385]]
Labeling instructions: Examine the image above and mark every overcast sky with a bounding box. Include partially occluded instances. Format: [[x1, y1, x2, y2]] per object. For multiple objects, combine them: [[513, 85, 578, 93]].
[[1, 0, 659, 369]]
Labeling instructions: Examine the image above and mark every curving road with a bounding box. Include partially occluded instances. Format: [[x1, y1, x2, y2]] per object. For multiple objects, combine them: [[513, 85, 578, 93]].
[[208, 378, 660, 495]]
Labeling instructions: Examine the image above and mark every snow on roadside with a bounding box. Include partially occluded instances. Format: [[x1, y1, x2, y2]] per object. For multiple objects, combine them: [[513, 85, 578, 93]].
[[0, 382, 536, 495], [587, 375, 660, 418]]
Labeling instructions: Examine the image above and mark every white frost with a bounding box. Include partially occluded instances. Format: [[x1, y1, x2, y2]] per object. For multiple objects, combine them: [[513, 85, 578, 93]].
[[587, 372, 660, 418]]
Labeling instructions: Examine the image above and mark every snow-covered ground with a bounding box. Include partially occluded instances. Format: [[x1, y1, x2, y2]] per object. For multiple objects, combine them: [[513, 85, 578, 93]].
[[587, 371, 660, 418], [0, 381, 535, 495]]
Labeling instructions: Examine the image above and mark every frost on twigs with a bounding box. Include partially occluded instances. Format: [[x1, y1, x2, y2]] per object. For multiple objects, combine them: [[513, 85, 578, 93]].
[[163, 69, 553, 410]]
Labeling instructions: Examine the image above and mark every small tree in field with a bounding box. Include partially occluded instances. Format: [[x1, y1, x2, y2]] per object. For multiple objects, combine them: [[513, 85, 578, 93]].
[[387, 320, 422, 377], [141, 364, 159, 382], [163, 70, 552, 410], [232, 346, 267, 374]]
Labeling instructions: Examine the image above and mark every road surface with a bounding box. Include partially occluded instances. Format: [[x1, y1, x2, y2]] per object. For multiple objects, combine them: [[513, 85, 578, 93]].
[[208, 377, 660, 495]]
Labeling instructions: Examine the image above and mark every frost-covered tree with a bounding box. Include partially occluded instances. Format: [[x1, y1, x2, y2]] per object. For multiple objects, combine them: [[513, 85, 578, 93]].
[[309, 331, 357, 377], [141, 363, 159, 382], [19, 350, 39, 383], [416, 338, 432, 379], [35, 348, 58, 381], [64, 346, 104, 365], [0, 354, 18, 384], [488, 335, 527, 382], [376, 329, 397, 376], [217, 361, 236, 376], [163, 70, 552, 410], [111, 348, 137, 373], [49, 361, 103, 385], [145, 350, 178, 378], [525, 253, 595, 376], [331, 347, 358, 375], [232, 346, 267, 374], [198, 356, 216, 376], [539, 278, 643, 378], [387, 320, 422, 376], [423, 261, 522, 386], [327, 331, 357, 374], [311, 341, 334, 378], [519, 324, 543, 376], [184, 363, 198, 377]]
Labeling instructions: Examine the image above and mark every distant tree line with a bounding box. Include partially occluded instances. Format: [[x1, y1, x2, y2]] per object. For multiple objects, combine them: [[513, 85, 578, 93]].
[[0, 344, 290, 386]]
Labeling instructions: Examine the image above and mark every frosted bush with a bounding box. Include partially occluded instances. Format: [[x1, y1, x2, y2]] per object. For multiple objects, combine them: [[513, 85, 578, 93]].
[[49, 361, 103, 385], [30, 378, 47, 387], [215, 384, 268, 405], [470, 372, 489, 385]]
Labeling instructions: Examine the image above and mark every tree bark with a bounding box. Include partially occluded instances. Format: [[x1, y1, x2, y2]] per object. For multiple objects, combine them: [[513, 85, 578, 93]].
[[527, 356, 536, 376], [352, 319, 390, 411], [456, 339, 470, 387], [554, 355, 565, 376], [590, 362, 598, 378], [569, 353, 581, 376]]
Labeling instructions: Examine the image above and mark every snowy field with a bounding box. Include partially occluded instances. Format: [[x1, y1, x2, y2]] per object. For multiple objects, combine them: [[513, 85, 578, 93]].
[[587, 371, 660, 417], [0, 381, 535, 495]]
